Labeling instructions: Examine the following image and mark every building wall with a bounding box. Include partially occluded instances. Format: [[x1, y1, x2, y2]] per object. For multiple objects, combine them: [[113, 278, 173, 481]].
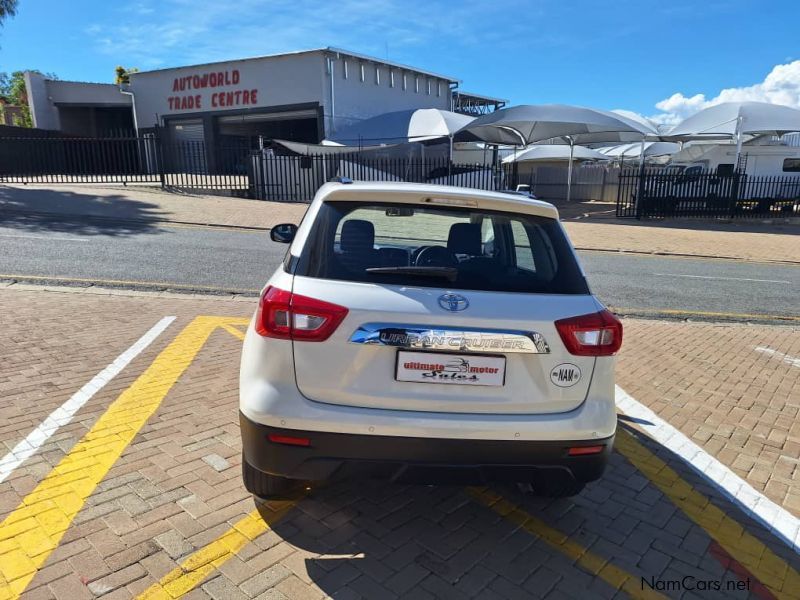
[[323, 54, 452, 136], [46, 81, 131, 106], [129, 50, 454, 139], [129, 52, 328, 130], [24, 72, 60, 130]]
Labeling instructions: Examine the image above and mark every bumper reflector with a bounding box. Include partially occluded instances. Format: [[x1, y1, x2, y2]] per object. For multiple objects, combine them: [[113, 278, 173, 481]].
[[268, 433, 311, 447], [568, 445, 605, 456]]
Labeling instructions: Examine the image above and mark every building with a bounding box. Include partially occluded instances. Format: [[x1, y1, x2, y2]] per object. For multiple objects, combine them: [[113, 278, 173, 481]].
[[26, 47, 504, 153], [24, 74, 134, 136]]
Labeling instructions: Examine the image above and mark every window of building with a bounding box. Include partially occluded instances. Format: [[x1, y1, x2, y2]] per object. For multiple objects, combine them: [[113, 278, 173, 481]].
[[375, 66, 380, 85], [717, 163, 735, 176], [415, 76, 419, 93], [360, 64, 365, 82], [437, 81, 441, 97], [427, 79, 431, 95], [402, 73, 407, 91], [783, 158, 800, 172], [390, 70, 395, 88], [343, 60, 348, 79]]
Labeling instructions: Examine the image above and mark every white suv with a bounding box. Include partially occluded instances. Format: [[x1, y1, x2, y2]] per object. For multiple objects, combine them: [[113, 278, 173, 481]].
[[240, 182, 621, 498]]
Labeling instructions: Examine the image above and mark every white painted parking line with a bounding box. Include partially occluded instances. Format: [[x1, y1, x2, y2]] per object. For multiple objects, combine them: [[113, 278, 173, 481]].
[[755, 346, 800, 369], [652, 272, 792, 284], [615, 385, 800, 553], [0, 316, 175, 483], [0, 233, 90, 242]]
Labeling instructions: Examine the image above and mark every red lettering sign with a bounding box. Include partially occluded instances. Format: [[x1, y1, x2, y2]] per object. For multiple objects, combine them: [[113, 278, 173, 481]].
[[167, 69, 254, 112]]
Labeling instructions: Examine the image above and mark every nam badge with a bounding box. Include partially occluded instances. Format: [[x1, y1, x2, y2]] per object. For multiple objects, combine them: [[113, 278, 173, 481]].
[[550, 363, 581, 388]]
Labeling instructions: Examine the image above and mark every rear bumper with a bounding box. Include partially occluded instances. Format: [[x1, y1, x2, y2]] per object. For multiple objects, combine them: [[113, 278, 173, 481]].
[[240, 412, 613, 484]]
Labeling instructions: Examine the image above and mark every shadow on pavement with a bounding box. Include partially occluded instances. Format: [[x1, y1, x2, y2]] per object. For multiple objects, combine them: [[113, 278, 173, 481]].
[[0, 185, 163, 236], [256, 422, 799, 599]]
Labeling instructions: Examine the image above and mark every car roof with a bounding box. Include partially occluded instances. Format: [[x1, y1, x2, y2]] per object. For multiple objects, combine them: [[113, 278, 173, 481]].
[[314, 181, 559, 220]]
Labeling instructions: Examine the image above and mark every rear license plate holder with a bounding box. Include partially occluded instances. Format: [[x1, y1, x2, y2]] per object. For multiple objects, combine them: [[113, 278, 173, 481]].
[[395, 350, 506, 387]]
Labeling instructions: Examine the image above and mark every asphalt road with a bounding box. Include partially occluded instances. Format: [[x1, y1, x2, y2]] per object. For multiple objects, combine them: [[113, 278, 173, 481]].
[[0, 220, 797, 319]]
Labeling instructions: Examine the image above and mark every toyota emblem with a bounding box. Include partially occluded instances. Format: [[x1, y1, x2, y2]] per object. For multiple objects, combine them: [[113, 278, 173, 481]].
[[438, 293, 469, 312]]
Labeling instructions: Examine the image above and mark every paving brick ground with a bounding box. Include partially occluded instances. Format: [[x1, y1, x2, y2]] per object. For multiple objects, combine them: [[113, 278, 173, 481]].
[[0, 287, 798, 599], [2, 184, 799, 264], [618, 320, 800, 514]]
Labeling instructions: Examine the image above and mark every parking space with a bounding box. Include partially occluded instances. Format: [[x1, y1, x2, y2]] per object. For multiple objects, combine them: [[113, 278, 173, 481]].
[[1, 287, 799, 600]]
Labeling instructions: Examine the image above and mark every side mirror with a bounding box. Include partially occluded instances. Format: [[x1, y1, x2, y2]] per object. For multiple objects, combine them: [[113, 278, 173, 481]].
[[270, 223, 297, 243]]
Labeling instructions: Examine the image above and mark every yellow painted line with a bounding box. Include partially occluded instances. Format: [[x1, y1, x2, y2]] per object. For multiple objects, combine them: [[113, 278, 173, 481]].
[[0, 316, 243, 599], [220, 322, 247, 341], [136, 503, 295, 599], [467, 487, 667, 599], [615, 428, 800, 599], [611, 306, 800, 323], [0, 273, 261, 295]]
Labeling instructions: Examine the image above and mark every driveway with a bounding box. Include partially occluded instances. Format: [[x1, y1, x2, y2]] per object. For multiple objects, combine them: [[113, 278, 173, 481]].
[[0, 287, 797, 599]]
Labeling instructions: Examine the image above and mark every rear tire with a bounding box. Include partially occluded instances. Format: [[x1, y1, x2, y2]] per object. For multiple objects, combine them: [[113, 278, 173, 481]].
[[242, 457, 297, 499]]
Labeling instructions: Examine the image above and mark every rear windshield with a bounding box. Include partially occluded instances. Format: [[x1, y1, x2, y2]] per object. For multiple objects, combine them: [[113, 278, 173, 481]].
[[295, 202, 590, 294]]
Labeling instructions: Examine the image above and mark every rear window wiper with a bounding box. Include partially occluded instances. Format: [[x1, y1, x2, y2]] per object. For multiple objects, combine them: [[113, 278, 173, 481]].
[[365, 266, 458, 282]]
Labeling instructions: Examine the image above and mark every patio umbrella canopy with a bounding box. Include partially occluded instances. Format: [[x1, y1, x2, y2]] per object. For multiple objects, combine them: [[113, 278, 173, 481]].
[[458, 104, 657, 146], [502, 145, 608, 163], [663, 101, 800, 166], [598, 141, 681, 159], [664, 101, 800, 140], [459, 104, 657, 200], [327, 108, 475, 145]]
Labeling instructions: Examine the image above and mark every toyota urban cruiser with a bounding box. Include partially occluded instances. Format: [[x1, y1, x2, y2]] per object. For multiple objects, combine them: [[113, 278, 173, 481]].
[[240, 181, 621, 498]]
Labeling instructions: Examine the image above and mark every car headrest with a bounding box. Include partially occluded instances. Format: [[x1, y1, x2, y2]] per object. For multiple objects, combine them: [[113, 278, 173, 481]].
[[447, 223, 482, 255], [340, 219, 375, 252]]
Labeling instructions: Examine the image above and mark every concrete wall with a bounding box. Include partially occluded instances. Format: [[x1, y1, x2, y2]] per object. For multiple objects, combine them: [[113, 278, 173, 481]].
[[24, 71, 60, 130], [46, 81, 130, 106], [129, 52, 328, 129], [324, 55, 451, 136]]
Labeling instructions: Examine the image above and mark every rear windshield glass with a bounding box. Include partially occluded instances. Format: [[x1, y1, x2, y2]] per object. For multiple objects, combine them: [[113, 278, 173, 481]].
[[295, 202, 589, 294]]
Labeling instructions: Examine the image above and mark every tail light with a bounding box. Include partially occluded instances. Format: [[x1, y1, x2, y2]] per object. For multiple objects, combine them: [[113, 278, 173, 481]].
[[555, 310, 623, 356], [255, 286, 348, 342]]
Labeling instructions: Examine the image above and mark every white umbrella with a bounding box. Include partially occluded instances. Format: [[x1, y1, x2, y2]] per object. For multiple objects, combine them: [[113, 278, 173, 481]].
[[598, 141, 681, 160], [459, 104, 657, 200], [663, 101, 800, 166], [502, 145, 608, 163], [327, 108, 474, 145]]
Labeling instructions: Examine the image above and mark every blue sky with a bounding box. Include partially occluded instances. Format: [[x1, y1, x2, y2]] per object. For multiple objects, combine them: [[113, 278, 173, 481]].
[[2, 0, 799, 124]]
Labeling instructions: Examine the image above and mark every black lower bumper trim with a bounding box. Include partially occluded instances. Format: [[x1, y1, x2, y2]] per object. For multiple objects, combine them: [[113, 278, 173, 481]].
[[240, 412, 614, 485]]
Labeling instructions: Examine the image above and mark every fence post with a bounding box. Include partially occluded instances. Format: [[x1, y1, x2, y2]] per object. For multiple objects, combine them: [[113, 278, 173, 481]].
[[154, 126, 166, 189], [635, 168, 645, 220]]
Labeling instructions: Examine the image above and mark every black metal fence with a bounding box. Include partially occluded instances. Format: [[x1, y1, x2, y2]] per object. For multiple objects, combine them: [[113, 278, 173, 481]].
[[617, 168, 800, 219], [253, 154, 502, 202], [0, 136, 161, 184], [0, 133, 505, 201]]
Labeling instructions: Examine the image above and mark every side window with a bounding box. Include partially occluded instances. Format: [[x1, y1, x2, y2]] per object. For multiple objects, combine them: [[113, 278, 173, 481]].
[[510, 220, 535, 271], [717, 163, 735, 176], [783, 158, 800, 172]]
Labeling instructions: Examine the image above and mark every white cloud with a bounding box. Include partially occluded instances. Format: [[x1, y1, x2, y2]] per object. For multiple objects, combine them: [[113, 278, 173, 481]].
[[648, 60, 800, 126]]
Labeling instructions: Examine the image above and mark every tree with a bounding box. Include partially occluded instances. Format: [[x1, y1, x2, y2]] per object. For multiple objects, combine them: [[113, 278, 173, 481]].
[[0, 69, 57, 127], [115, 66, 139, 85], [0, 0, 18, 24]]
